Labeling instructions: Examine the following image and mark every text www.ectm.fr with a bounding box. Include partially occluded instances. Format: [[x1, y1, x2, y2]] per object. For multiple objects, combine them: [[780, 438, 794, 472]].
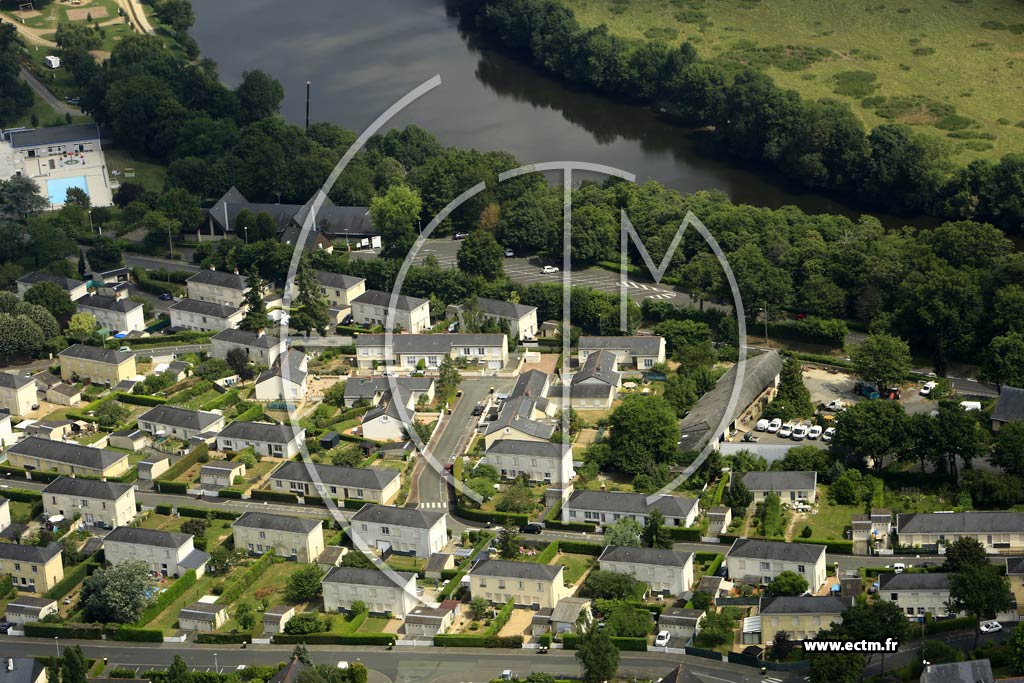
[[803, 639, 900, 653]]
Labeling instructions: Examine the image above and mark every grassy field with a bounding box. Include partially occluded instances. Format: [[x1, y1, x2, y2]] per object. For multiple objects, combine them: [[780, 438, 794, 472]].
[[552, 552, 594, 586], [140, 513, 235, 548], [799, 487, 859, 541], [102, 147, 167, 192], [561, 0, 1024, 162]]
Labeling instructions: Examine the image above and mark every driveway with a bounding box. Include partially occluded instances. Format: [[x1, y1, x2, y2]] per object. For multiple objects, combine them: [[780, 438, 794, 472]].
[[19, 66, 77, 116]]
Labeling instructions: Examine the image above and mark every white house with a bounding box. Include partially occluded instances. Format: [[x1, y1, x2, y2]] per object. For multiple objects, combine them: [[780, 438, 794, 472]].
[[455, 297, 538, 340], [322, 566, 418, 617], [16, 272, 88, 301], [210, 328, 287, 365], [0, 412, 14, 448], [484, 439, 573, 487], [878, 573, 952, 620], [137, 405, 225, 441], [216, 421, 305, 458], [360, 388, 416, 442], [350, 504, 447, 558], [169, 299, 244, 332], [185, 269, 253, 308], [351, 290, 431, 333], [355, 333, 508, 371], [343, 377, 435, 408], [562, 490, 700, 529], [103, 526, 209, 578], [266, 461, 401, 505], [598, 546, 695, 596], [741, 471, 818, 504], [232, 511, 325, 563], [469, 559, 565, 609], [315, 271, 366, 308], [76, 294, 146, 333], [725, 538, 828, 592], [896, 511, 1024, 553], [254, 349, 307, 402], [0, 372, 37, 416], [657, 608, 705, 644], [42, 477, 136, 529], [548, 349, 621, 410], [577, 336, 666, 370]]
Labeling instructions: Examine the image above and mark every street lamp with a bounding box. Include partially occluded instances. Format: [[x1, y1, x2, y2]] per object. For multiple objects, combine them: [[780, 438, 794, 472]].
[[243, 226, 249, 245], [54, 636, 60, 658], [213, 653, 218, 673], [760, 301, 769, 348], [88, 210, 94, 233]]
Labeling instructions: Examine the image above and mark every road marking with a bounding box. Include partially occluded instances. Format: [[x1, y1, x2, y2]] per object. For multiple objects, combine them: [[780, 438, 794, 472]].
[[418, 501, 446, 509]]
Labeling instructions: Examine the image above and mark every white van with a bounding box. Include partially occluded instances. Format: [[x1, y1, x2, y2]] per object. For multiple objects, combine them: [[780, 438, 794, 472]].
[[755, 419, 770, 432]]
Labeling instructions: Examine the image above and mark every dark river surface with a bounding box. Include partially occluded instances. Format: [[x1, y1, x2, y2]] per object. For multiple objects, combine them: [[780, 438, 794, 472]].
[[190, 0, 928, 226]]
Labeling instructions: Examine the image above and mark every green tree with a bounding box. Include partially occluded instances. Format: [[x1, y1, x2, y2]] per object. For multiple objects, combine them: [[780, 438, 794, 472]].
[[235, 69, 285, 124], [323, 380, 347, 406], [291, 260, 330, 336], [0, 176, 48, 218], [946, 565, 1011, 646], [607, 394, 678, 474], [497, 524, 520, 560], [234, 601, 256, 631], [348, 663, 368, 683], [225, 346, 254, 381], [87, 237, 123, 272], [642, 509, 672, 549], [60, 646, 88, 683], [77, 250, 87, 277], [290, 645, 311, 666], [580, 570, 642, 600], [604, 603, 653, 637], [982, 333, 1024, 387], [762, 355, 814, 420], [64, 186, 90, 209], [239, 269, 270, 332], [808, 647, 864, 683], [469, 596, 489, 620], [285, 564, 324, 603], [837, 599, 910, 674], [15, 303, 60, 339], [833, 400, 908, 472], [943, 537, 989, 573], [80, 560, 155, 623], [1012, 623, 1024, 674], [166, 656, 192, 683], [457, 229, 504, 279], [284, 611, 327, 635], [772, 630, 795, 661], [766, 571, 809, 596], [94, 400, 129, 427], [24, 282, 76, 320], [829, 469, 863, 505], [575, 621, 620, 683], [603, 517, 643, 547], [993, 422, 1024, 478], [66, 312, 97, 343], [722, 478, 753, 517], [849, 333, 912, 393], [437, 355, 461, 398], [370, 184, 422, 260], [0, 313, 45, 359]]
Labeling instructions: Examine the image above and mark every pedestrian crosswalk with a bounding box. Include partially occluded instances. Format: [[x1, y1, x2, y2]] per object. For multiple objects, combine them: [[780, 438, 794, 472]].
[[418, 501, 446, 509], [764, 676, 784, 683]]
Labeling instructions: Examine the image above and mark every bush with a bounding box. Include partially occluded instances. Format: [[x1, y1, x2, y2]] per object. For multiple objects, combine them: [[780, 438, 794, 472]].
[[134, 570, 196, 627], [792, 538, 852, 554], [154, 504, 173, 515], [666, 527, 701, 541], [156, 481, 188, 494], [108, 627, 164, 642], [484, 635, 524, 648], [218, 488, 244, 499], [251, 489, 299, 504], [24, 622, 103, 639], [925, 616, 979, 635], [434, 634, 487, 647], [195, 633, 252, 644], [45, 559, 101, 600], [531, 542, 559, 564], [454, 502, 528, 527], [273, 632, 396, 645], [115, 392, 166, 406], [557, 540, 603, 556], [217, 552, 276, 605], [2, 488, 43, 503], [177, 505, 237, 521], [543, 519, 597, 533]]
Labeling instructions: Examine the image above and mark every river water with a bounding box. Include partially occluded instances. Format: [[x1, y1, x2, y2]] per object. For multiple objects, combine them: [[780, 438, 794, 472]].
[[190, 0, 921, 224]]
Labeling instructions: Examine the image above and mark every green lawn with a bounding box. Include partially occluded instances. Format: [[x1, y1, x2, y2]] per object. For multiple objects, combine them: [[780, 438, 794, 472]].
[[139, 513, 234, 549], [385, 555, 425, 573], [560, 0, 1024, 162], [244, 562, 297, 607], [358, 616, 389, 632], [801, 487, 859, 541], [553, 553, 594, 586], [103, 147, 167, 192], [9, 500, 37, 524]]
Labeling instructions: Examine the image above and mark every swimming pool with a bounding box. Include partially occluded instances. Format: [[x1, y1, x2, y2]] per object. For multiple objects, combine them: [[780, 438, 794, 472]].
[[46, 176, 89, 205]]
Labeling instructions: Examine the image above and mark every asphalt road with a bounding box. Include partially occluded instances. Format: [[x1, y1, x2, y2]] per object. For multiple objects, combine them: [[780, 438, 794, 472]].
[[125, 255, 201, 274], [0, 639, 779, 683], [18, 67, 78, 117]]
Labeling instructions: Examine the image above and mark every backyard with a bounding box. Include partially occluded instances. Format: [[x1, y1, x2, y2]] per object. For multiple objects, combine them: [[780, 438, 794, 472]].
[[552, 552, 594, 587]]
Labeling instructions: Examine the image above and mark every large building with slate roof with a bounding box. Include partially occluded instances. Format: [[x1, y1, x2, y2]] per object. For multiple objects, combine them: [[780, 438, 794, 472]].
[[469, 559, 566, 609], [15, 272, 88, 301], [756, 596, 849, 643], [267, 461, 400, 504], [741, 470, 818, 504], [577, 335, 666, 370], [216, 421, 305, 457], [42, 476, 136, 528], [599, 545, 695, 595], [169, 297, 244, 332], [6, 436, 130, 478], [58, 344, 136, 386], [993, 386, 1024, 432], [210, 328, 287, 365], [897, 511, 1024, 552], [321, 566, 417, 617], [562, 490, 700, 528], [0, 542, 63, 593], [878, 573, 952, 619], [0, 371, 37, 416], [104, 526, 210, 578], [138, 405, 226, 441], [232, 512, 324, 563], [725, 538, 828, 591], [484, 439, 573, 487], [185, 268, 250, 308], [354, 333, 508, 371], [350, 504, 447, 558], [351, 289, 431, 333], [254, 349, 308, 402]]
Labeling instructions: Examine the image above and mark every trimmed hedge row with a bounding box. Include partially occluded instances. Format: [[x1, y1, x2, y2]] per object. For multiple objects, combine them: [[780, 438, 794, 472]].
[[438, 532, 495, 599], [24, 622, 103, 639], [792, 538, 852, 554], [135, 570, 197, 627], [666, 526, 702, 541], [108, 627, 164, 642], [0, 465, 61, 482], [557, 540, 604, 556], [273, 633, 396, 645], [45, 558, 101, 600], [156, 481, 188, 494], [218, 488, 244, 499], [154, 504, 173, 515], [342, 498, 374, 510], [487, 599, 515, 636], [544, 519, 597, 533], [454, 502, 528, 527], [3, 488, 43, 503], [925, 616, 979, 634], [251, 489, 299, 504], [531, 542, 559, 564], [116, 392, 166, 406], [177, 505, 238, 521], [195, 633, 253, 644], [704, 553, 725, 578], [217, 552, 277, 604], [559, 634, 647, 651], [156, 443, 208, 489]]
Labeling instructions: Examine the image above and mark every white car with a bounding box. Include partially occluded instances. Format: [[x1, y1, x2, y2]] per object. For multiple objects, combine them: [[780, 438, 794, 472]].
[[778, 423, 794, 438], [767, 418, 782, 433], [807, 425, 823, 440], [822, 426, 836, 442], [504, 248, 514, 257], [654, 630, 671, 647], [980, 620, 1003, 633], [755, 418, 770, 432], [541, 265, 559, 274], [791, 424, 808, 441], [920, 381, 936, 397]]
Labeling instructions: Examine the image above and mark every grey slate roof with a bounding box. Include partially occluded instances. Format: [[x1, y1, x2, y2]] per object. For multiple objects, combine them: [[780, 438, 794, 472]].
[[572, 350, 620, 386], [484, 400, 556, 439], [218, 421, 303, 444], [186, 269, 247, 290], [878, 573, 950, 591], [564, 490, 699, 520], [256, 349, 307, 386], [578, 336, 664, 356], [547, 384, 615, 400], [139, 405, 223, 432], [511, 369, 549, 399], [600, 545, 693, 568], [550, 597, 589, 624], [659, 607, 705, 625], [42, 476, 132, 501], [269, 460, 399, 490], [485, 439, 569, 459], [315, 270, 364, 290], [475, 296, 536, 321], [920, 659, 994, 683], [0, 542, 61, 564], [759, 596, 849, 615], [169, 298, 240, 318], [9, 123, 99, 148], [897, 511, 1024, 535], [207, 188, 379, 237], [104, 526, 191, 549], [741, 470, 817, 491], [180, 601, 226, 617], [993, 386, 1024, 424], [211, 329, 283, 348], [233, 511, 323, 534], [7, 437, 127, 471], [362, 387, 413, 424], [58, 343, 132, 365], [679, 350, 783, 453], [77, 295, 142, 313], [471, 559, 563, 581], [322, 566, 415, 587], [48, 383, 81, 397], [16, 271, 84, 292], [344, 377, 433, 402], [727, 538, 826, 563], [0, 373, 35, 390], [352, 289, 428, 311], [355, 333, 505, 354], [0, 658, 45, 683], [6, 596, 56, 611], [351, 504, 445, 530]]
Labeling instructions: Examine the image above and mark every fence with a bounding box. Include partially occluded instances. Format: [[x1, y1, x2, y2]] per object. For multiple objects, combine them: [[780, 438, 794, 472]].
[[684, 646, 724, 661], [717, 597, 760, 606]]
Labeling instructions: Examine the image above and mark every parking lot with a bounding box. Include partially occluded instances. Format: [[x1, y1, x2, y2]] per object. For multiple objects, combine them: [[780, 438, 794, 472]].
[[803, 366, 937, 416]]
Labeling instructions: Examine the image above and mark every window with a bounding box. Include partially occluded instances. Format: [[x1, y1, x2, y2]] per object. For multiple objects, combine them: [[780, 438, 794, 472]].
[[518, 581, 524, 590], [917, 608, 925, 615], [14, 563, 20, 571], [478, 347, 485, 355], [356, 489, 364, 498], [906, 608, 914, 615], [498, 580, 506, 589], [569, 510, 576, 519], [381, 527, 391, 536], [759, 562, 770, 571], [797, 564, 805, 574], [257, 544, 264, 552], [248, 544, 254, 551], [259, 531, 266, 540], [31, 566, 37, 574], [102, 502, 107, 510], [479, 579, 487, 587], [643, 358, 654, 368], [890, 593, 898, 601], [291, 548, 298, 556], [330, 486, 337, 494], [51, 496, 56, 504], [81, 499, 89, 507], [360, 524, 368, 533]]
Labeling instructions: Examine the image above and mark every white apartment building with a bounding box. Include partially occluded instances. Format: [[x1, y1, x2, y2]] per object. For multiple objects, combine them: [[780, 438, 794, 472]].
[[103, 526, 209, 578], [350, 504, 447, 558], [42, 477, 136, 529], [322, 566, 418, 617], [351, 290, 431, 333], [598, 546, 695, 596]]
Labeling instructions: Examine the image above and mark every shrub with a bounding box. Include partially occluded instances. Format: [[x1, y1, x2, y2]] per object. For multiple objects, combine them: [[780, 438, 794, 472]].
[[24, 623, 103, 639], [134, 570, 196, 627], [195, 633, 252, 644], [217, 552, 276, 605], [832, 70, 879, 98], [107, 627, 163, 642], [251, 489, 299, 504], [156, 481, 188, 494]]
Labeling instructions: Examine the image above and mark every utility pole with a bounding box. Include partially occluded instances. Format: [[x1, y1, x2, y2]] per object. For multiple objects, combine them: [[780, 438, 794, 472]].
[[762, 301, 769, 348], [305, 81, 311, 130]]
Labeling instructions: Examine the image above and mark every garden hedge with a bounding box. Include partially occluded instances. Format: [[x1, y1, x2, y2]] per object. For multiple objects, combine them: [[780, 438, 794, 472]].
[[557, 540, 603, 556], [2, 488, 42, 503], [251, 489, 299, 504], [135, 570, 196, 627], [793, 538, 851, 554], [218, 488, 244, 499], [177, 505, 238, 521], [217, 552, 277, 604], [342, 498, 374, 510], [155, 481, 188, 494], [924, 616, 978, 634], [666, 526, 702, 541], [531, 542, 559, 564], [156, 443, 208, 488], [454, 502, 528, 527], [45, 558, 101, 600], [24, 622, 103, 639], [115, 392, 166, 406], [195, 633, 253, 644], [273, 633, 395, 645], [108, 627, 164, 642], [0, 465, 61, 483], [154, 504, 173, 515]]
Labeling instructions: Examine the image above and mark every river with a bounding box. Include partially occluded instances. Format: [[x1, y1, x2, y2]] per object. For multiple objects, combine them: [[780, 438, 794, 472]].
[[190, 0, 926, 226]]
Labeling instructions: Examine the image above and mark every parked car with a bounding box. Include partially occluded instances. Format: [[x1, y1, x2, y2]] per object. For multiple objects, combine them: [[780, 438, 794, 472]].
[[117, 346, 131, 352], [453, 232, 469, 240], [742, 432, 759, 442], [471, 404, 485, 416], [654, 631, 671, 647], [447, 321, 460, 333], [825, 399, 844, 411], [541, 265, 559, 274], [341, 313, 354, 325], [920, 381, 936, 397], [980, 621, 1003, 633], [755, 418, 770, 432], [822, 426, 836, 442], [767, 418, 782, 433], [778, 423, 794, 438], [158, 293, 173, 301], [519, 523, 543, 534], [504, 249, 514, 257], [791, 424, 808, 441], [807, 425, 823, 440]]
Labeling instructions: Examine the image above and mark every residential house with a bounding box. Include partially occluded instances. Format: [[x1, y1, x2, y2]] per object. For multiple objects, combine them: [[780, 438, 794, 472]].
[[216, 421, 305, 458], [483, 370, 556, 448], [757, 596, 848, 644], [21, 420, 77, 441], [0, 543, 63, 593], [532, 597, 591, 635], [0, 413, 13, 448], [58, 344, 136, 386], [315, 271, 366, 308], [562, 490, 700, 529], [322, 566, 417, 617], [351, 290, 431, 333], [0, 658, 46, 683], [360, 388, 416, 442], [4, 596, 58, 626], [425, 553, 455, 580], [1007, 557, 1024, 610], [137, 457, 170, 481], [185, 269, 253, 308], [354, 333, 508, 371], [0, 498, 10, 534], [103, 526, 209, 578], [16, 272, 87, 301], [852, 508, 892, 551], [879, 573, 952, 620], [658, 608, 705, 644], [0, 373, 37, 416], [45, 383, 81, 406], [200, 461, 245, 488], [992, 386, 1024, 432], [232, 512, 325, 562], [137, 405, 226, 441], [261, 605, 295, 635], [896, 511, 1024, 553], [598, 546, 695, 595], [76, 294, 145, 333], [451, 297, 538, 340], [5, 437, 130, 478], [343, 377, 435, 408], [179, 601, 227, 632], [707, 506, 732, 536], [210, 328, 286, 365], [484, 440, 573, 487], [404, 600, 461, 638], [42, 477, 136, 529], [741, 471, 818, 504], [678, 350, 783, 454], [350, 504, 447, 558], [267, 461, 401, 504], [108, 428, 146, 452], [169, 298, 244, 332], [254, 349, 308, 402], [468, 559, 565, 609], [577, 336, 666, 370], [725, 538, 828, 591], [919, 660, 993, 683], [548, 349, 621, 410]]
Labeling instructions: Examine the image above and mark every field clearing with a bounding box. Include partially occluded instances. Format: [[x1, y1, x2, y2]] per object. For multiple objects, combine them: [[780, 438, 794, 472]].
[[561, 0, 1024, 162]]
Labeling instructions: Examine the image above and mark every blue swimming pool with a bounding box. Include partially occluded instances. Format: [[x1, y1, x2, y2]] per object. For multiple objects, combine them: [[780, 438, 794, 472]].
[[47, 176, 89, 205]]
